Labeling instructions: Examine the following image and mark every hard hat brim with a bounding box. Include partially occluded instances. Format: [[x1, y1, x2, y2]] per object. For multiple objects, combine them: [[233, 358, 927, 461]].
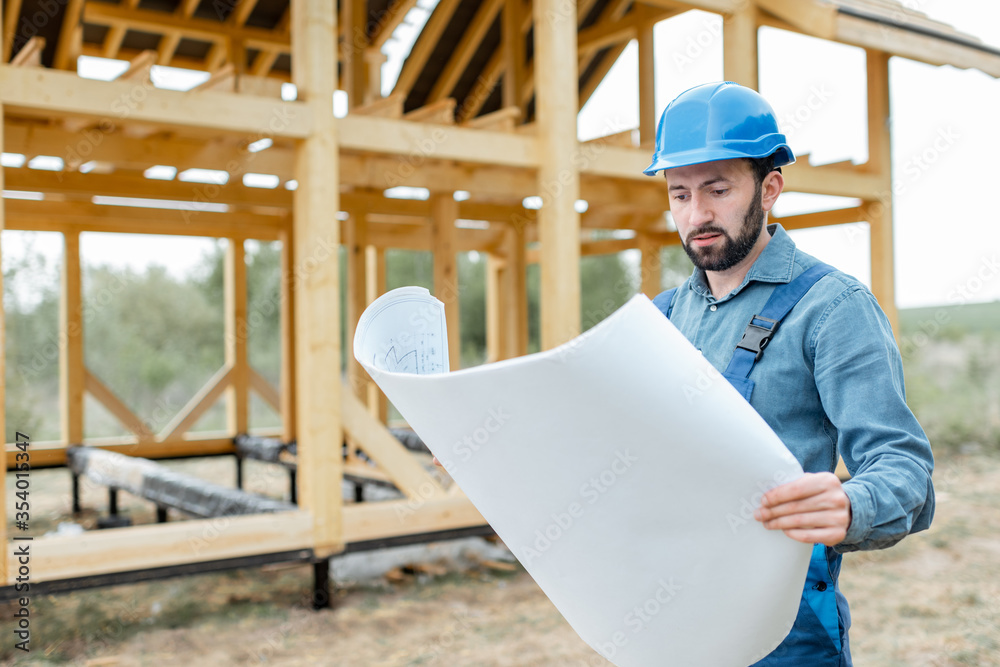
[[643, 145, 795, 177]]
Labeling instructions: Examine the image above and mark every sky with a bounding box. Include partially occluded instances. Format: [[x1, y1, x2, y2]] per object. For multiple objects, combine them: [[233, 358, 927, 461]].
[[3, 0, 1000, 309]]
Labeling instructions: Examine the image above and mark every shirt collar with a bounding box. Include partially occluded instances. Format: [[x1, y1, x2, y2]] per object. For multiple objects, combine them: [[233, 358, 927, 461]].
[[688, 223, 797, 301]]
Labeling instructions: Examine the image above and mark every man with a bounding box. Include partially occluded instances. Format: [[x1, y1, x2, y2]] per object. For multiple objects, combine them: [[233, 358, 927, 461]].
[[644, 81, 935, 666]]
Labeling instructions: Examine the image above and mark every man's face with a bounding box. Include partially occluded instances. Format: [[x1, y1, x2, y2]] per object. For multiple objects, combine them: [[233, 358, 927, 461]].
[[664, 159, 765, 272]]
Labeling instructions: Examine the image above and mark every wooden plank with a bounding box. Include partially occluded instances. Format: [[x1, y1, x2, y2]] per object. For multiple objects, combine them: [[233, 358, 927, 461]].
[[342, 493, 486, 543], [431, 194, 461, 370], [7, 512, 313, 583], [756, 0, 836, 40], [339, 115, 537, 168], [341, 390, 447, 501], [118, 50, 158, 82], [344, 213, 369, 398], [0, 67, 311, 138], [59, 231, 85, 446], [85, 370, 155, 442], [535, 0, 581, 349], [429, 0, 505, 103], [10, 36, 44, 67], [292, 0, 344, 557], [392, 0, 463, 96], [781, 160, 884, 199], [160, 365, 234, 441], [249, 367, 281, 413], [225, 239, 250, 434], [722, 0, 758, 89]]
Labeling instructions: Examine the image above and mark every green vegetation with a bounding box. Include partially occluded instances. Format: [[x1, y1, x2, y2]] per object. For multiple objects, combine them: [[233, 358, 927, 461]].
[[4, 232, 998, 454]]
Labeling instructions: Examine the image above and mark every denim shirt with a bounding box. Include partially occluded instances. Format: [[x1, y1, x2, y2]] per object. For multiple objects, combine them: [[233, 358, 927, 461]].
[[667, 224, 935, 552]]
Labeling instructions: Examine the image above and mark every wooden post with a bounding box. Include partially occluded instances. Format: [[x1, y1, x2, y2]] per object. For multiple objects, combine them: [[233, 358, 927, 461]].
[[487, 221, 528, 361], [0, 101, 7, 584], [344, 212, 368, 397], [503, 0, 526, 114], [279, 227, 297, 443], [292, 0, 343, 557], [534, 0, 581, 349], [342, 0, 369, 108], [431, 194, 461, 370], [637, 21, 656, 146], [865, 49, 898, 335], [723, 3, 758, 90], [225, 238, 249, 435], [638, 232, 662, 298], [365, 245, 389, 420], [60, 231, 85, 446]]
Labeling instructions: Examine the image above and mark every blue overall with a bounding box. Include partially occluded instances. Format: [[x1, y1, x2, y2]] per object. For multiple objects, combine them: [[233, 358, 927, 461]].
[[655, 263, 852, 666]]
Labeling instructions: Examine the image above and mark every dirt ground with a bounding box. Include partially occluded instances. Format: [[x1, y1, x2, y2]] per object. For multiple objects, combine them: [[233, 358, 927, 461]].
[[3, 452, 999, 667]]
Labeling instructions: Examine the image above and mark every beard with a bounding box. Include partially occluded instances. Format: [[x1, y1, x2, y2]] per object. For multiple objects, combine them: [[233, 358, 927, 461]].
[[681, 180, 765, 272]]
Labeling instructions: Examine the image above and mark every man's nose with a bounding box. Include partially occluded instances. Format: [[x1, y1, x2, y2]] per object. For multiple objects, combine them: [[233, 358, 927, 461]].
[[688, 193, 714, 226]]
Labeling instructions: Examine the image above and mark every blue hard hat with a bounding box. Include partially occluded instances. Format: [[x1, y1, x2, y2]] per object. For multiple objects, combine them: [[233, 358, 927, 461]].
[[644, 82, 794, 176]]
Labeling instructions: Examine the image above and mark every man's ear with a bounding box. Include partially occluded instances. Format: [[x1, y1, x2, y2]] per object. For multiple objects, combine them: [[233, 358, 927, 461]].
[[761, 170, 785, 213]]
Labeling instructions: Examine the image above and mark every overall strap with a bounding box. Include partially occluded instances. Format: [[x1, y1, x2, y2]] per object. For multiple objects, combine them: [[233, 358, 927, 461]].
[[652, 287, 679, 319], [725, 263, 836, 382]]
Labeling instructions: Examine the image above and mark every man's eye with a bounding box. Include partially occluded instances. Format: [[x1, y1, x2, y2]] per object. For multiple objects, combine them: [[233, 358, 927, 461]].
[[712, 189, 728, 195], [673, 194, 689, 202]]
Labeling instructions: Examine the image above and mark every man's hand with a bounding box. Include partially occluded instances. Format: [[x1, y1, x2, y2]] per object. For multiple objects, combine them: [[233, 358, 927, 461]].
[[754, 472, 852, 547]]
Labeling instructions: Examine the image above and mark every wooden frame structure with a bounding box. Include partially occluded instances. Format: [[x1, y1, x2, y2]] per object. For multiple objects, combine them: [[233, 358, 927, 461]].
[[2, 0, 999, 594]]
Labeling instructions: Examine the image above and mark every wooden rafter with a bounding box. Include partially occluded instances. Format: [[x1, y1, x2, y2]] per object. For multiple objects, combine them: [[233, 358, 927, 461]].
[[54, 0, 85, 70], [392, 0, 463, 96], [102, 0, 141, 60], [428, 0, 505, 103], [84, 3, 291, 59], [156, 0, 205, 66], [370, 0, 421, 50], [10, 36, 44, 67], [251, 6, 290, 76], [2, 0, 25, 62]]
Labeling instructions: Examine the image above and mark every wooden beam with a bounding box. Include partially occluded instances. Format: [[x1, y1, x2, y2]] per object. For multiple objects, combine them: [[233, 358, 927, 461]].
[[225, 239, 250, 434], [429, 0, 505, 104], [461, 106, 521, 131], [403, 98, 457, 125], [2, 0, 24, 62], [193, 63, 237, 92], [343, 493, 485, 543], [431, 194, 461, 369], [3, 200, 285, 240], [392, 0, 463, 95], [756, 0, 836, 40], [85, 370, 155, 442], [292, 0, 344, 557], [637, 231, 662, 297], [54, 0, 84, 70], [4, 434, 257, 469], [101, 0, 141, 61], [579, 42, 628, 110], [637, 21, 656, 146], [344, 213, 369, 398], [10, 512, 312, 583], [248, 369, 280, 412], [0, 67, 311, 138], [83, 3, 291, 57], [370, 0, 420, 50], [10, 36, 44, 67], [160, 365, 234, 441], [340, 115, 538, 169], [535, 0, 581, 349], [457, 48, 504, 122], [118, 50, 158, 83], [365, 245, 389, 420], [722, 0, 758, 89], [771, 206, 865, 231], [60, 231, 85, 445], [781, 160, 884, 199], [502, 0, 526, 113], [342, 0, 369, 107], [341, 390, 446, 500]]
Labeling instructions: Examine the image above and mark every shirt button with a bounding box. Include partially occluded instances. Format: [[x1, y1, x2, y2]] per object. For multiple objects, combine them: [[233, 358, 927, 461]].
[[709, 305, 718, 312]]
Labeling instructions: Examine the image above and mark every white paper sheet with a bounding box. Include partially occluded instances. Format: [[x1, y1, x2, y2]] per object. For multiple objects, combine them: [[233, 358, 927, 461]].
[[354, 287, 812, 667]]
